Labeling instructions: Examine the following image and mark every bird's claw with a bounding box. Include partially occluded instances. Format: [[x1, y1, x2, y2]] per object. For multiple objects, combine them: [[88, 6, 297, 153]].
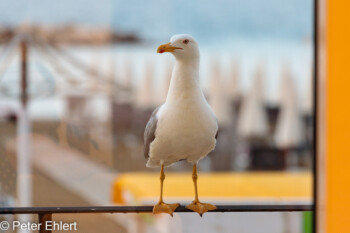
[[186, 201, 216, 216], [153, 202, 180, 217]]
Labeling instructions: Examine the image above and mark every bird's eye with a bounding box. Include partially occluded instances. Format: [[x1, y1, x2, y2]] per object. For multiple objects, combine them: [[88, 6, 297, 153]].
[[182, 39, 189, 44]]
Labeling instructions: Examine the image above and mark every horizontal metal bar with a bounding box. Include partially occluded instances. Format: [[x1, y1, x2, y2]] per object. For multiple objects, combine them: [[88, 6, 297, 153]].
[[0, 205, 313, 215]]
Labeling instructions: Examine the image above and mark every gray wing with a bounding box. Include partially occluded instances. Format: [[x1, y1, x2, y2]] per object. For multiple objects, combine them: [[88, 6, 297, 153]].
[[143, 105, 161, 159]]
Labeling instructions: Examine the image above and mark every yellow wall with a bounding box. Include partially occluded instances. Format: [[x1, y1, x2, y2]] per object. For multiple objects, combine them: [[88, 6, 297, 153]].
[[113, 172, 312, 204], [326, 0, 350, 231]]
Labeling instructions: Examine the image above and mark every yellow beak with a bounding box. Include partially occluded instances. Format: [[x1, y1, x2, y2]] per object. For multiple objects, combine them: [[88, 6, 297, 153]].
[[157, 42, 182, 53]]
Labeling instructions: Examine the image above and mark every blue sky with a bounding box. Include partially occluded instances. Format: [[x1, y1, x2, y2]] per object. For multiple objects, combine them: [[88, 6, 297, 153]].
[[0, 0, 313, 44]]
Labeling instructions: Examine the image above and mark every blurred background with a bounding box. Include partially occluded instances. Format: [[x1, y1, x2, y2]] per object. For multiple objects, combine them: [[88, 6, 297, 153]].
[[0, 0, 313, 232]]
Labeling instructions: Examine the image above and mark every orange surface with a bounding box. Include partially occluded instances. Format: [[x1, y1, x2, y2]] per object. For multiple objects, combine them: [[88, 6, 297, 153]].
[[326, 0, 350, 231], [112, 172, 312, 204]]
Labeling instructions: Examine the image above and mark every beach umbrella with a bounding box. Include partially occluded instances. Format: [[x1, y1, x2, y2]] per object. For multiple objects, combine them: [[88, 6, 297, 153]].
[[225, 59, 240, 101], [274, 66, 303, 148], [158, 59, 172, 104], [88, 54, 100, 92], [135, 60, 154, 108], [301, 66, 313, 115], [122, 56, 134, 90], [208, 59, 233, 126], [106, 56, 117, 95], [237, 65, 268, 139]]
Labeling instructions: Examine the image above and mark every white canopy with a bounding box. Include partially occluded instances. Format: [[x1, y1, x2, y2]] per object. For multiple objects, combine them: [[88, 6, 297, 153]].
[[208, 59, 233, 126], [274, 66, 303, 148], [135, 60, 154, 107], [225, 59, 240, 101], [237, 65, 268, 139]]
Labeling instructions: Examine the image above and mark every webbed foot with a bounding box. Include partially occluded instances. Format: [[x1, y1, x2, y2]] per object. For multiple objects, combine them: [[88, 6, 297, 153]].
[[186, 201, 216, 217], [153, 202, 180, 217]]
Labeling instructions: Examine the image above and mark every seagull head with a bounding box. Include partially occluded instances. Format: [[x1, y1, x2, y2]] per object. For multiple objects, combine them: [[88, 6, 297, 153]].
[[157, 34, 199, 61]]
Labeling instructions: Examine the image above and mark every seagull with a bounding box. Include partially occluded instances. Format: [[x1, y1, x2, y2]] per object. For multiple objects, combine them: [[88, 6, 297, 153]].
[[144, 34, 218, 216]]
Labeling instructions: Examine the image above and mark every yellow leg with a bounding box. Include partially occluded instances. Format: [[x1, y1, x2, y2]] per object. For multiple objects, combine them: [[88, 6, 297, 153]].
[[153, 164, 179, 216], [186, 164, 216, 216]]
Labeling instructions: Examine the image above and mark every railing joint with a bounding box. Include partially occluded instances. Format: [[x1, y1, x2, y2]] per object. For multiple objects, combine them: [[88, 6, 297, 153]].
[[38, 213, 52, 233]]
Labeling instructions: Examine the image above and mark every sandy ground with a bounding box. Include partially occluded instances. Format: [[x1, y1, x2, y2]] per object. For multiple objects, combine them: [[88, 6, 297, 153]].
[[32, 169, 126, 233]]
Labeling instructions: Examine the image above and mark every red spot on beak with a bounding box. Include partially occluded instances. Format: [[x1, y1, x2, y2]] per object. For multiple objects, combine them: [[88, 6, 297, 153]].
[[159, 50, 165, 53]]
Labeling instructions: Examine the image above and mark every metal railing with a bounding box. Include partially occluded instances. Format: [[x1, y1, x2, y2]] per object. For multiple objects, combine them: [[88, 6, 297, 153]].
[[0, 204, 313, 233]]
